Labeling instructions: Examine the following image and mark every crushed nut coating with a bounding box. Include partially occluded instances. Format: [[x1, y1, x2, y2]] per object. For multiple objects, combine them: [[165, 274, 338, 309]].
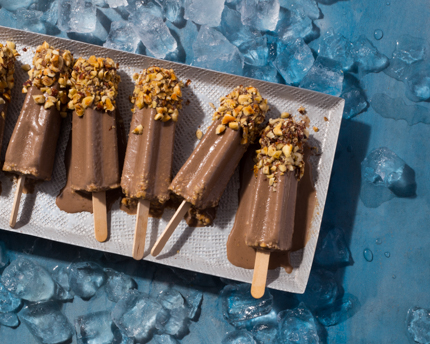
[[0, 41, 18, 104], [212, 85, 268, 145], [68, 55, 120, 117], [130, 66, 183, 122]]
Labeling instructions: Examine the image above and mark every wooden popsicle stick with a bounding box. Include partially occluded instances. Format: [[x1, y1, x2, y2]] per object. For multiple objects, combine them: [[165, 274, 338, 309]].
[[151, 200, 191, 257], [93, 191, 108, 243], [251, 249, 271, 299], [132, 199, 151, 260], [9, 175, 25, 228]]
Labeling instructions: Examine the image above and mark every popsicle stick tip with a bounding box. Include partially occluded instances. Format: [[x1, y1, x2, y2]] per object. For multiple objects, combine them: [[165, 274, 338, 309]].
[[132, 199, 150, 260], [251, 249, 271, 299], [93, 191, 108, 243], [9, 175, 25, 228]]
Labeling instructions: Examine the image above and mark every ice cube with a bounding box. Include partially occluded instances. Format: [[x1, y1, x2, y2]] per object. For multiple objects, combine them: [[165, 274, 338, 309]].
[[341, 73, 368, 119], [126, 0, 164, 19], [407, 307, 430, 344], [0, 241, 9, 270], [0, 312, 19, 327], [279, 0, 320, 19], [1, 257, 55, 302], [352, 35, 389, 75], [104, 268, 137, 303], [129, 12, 177, 58], [68, 262, 107, 300], [158, 289, 190, 337], [104, 21, 140, 53], [393, 35, 429, 64], [112, 289, 169, 342], [156, 0, 184, 24], [404, 61, 430, 102], [251, 323, 278, 343], [277, 303, 321, 344], [15, 9, 46, 34], [166, 20, 198, 64], [153, 334, 180, 343], [221, 283, 273, 326], [69, 0, 97, 33], [68, 19, 109, 45], [0, 8, 18, 29], [98, 7, 127, 23], [0, 281, 21, 313], [315, 294, 360, 326], [275, 7, 313, 42], [40, 0, 58, 26], [361, 147, 416, 197], [318, 28, 354, 71], [107, 0, 128, 8], [273, 37, 314, 85], [244, 64, 280, 83], [19, 301, 74, 344], [192, 26, 244, 75], [184, 0, 225, 27], [222, 330, 258, 344], [240, 0, 280, 32], [299, 56, 344, 96], [57, 0, 73, 31], [52, 265, 73, 299], [75, 311, 115, 344], [315, 227, 351, 267], [0, 0, 34, 12], [383, 58, 410, 81]]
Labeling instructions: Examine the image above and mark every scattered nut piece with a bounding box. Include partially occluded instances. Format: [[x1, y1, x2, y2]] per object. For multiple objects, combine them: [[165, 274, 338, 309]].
[[21, 64, 31, 72], [281, 112, 290, 118], [324, 116, 328, 121], [154, 113, 163, 121], [132, 124, 144, 135], [313, 126, 319, 132], [209, 102, 215, 110], [298, 106, 306, 114], [32, 95, 45, 104], [196, 129, 203, 140], [216, 124, 226, 135]]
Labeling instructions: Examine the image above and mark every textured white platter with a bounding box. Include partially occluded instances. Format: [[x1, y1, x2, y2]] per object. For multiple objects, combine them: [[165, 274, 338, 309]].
[[0, 26, 344, 293]]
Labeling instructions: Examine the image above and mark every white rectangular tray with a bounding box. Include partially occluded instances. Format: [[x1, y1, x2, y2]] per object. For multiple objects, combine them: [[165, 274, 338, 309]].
[[0, 26, 344, 293]]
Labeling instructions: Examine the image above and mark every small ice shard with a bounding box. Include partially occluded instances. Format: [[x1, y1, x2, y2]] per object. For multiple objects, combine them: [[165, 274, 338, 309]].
[[69, 0, 97, 33], [404, 61, 430, 102], [129, 12, 177, 58], [0, 312, 19, 327], [184, 0, 225, 27], [107, 0, 128, 8], [192, 26, 244, 75], [0, 8, 18, 29], [69, 262, 107, 299], [315, 227, 351, 267], [1, 257, 55, 302], [75, 311, 115, 344], [244, 64, 280, 83], [156, 0, 184, 24], [157, 289, 191, 337], [0, 282, 21, 313], [222, 330, 258, 343], [315, 294, 360, 326], [279, 0, 320, 19], [40, 0, 58, 26], [52, 265, 74, 301], [341, 73, 368, 119], [363, 248, 373, 262], [299, 56, 344, 96], [240, 0, 280, 32], [361, 147, 416, 198], [104, 21, 140, 53], [221, 284, 273, 326], [0, 0, 34, 12], [277, 302, 321, 344], [19, 301, 74, 344], [166, 20, 199, 64], [318, 29, 354, 71], [352, 35, 389, 75], [112, 289, 169, 342], [384, 58, 410, 81], [393, 35, 429, 65], [104, 268, 137, 303], [0, 241, 9, 270], [153, 334, 180, 343], [407, 307, 430, 344], [275, 7, 313, 42], [273, 37, 315, 85], [15, 9, 46, 34], [371, 93, 430, 125]]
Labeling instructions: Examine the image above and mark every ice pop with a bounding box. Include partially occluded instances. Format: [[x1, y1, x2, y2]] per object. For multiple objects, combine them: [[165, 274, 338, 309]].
[[67, 56, 121, 242], [248, 115, 310, 298], [3, 41, 73, 227], [151, 85, 268, 256], [121, 66, 183, 259]]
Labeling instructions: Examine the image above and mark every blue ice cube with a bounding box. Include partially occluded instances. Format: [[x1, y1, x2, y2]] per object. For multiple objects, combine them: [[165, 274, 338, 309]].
[[0, 0, 34, 12], [279, 0, 320, 19], [98, 7, 127, 23], [0, 312, 19, 327], [68, 19, 109, 45], [104, 21, 140, 53], [251, 323, 278, 343], [129, 12, 177, 58], [126, 0, 164, 19], [275, 7, 313, 42], [240, 0, 280, 32], [57, 0, 73, 31], [315, 227, 351, 267], [40, 0, 58, 26], [299, 56, 344, 96], [106, 0, 128, 8], [244, 64, 280, 83], [184, 0, 225, 27], [19, 301, 74, 344], [404, 61, 430, 102], [273, 37, 314, 85], [158, 289, 190, 337], [15, 9, 46, 34], [156, 0, 184, 24], [104, 268, 137, 303], [222, 330, 258, 344], [315, 294, 360, 326], [277, 303, 321, 344], [352, 35, 389, 75], [0, 241, 9, 270], [69, 262, 107, 300], [341, 73, 368, 119], [318, 28, 354, 71], [221, 283, 273, 326], [69, 0, 97, 33], [166, 20, 198, 64], [153, 334, 180, 343], [52, 265, 73, 298], [0, 282, 21, 313], [192, 26, 244, 75], [393, 34, 429, 64], [0, 8, 18, 29], [1, 257, 55, 302], [383, 58, 410, 81], [407, 307, 430, 344], [75, 311, 115, 344], [112, 289, 169, 342]]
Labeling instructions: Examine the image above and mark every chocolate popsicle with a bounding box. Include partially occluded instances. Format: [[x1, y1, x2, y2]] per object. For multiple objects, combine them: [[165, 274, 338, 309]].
[[67, 56, 121, 242], [3, 41, 73, 227], [248, 115, 309, 298], [121, 66, 183, 260], [151, 86, 268, 256]]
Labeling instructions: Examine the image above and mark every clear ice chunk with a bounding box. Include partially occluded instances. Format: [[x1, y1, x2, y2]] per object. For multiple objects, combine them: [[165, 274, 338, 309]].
[[279, 0, 320, 19], [273, 37, 314, 85], [68, 19, 109, 45], [40, 0, 58, 26], [315, 227, 351, 267], [240, 0, 280, 32], [404, 61, 430, 102], [69, 0, 97, 33], [15, 9, 46, 34], [0, 241, 9, 270], [153, 334, 180, 343], [158, 289, 190, 337], [277, 303, 321, 344], [341, 74, 368, 119], [107, 0, 128, 8], [318, 28, 354, 71], [75, 311, 115, 344], [19, 301, 74, 344], [0, 0, 34, 12], [251, 323, 278, 343], [52, 265, 73, 300], [0, 312, 19, 327], [299, 56, 344, 96], [393, 35, 429, 65], [315, 294, 360, 326], [104, 268, 137, 303], [104, 21, 140, 53], [184, 0, 225, 27], [244, 64, 280, 83], [68, 262, 107, 300], [407, 307, 430, 344], [0, 281, 21, 313], [0, 9, 18, 29], [156, 0, 184, 24], [222, 330, 258, 344], [57, 0, 73, 32], [383, 58, 410, 82], [275, 7, 313, 42], [166, 20, 198, 64], [1, 257, 55, 302], [352, 35, 389, 75], [192, 26, 244, 75]]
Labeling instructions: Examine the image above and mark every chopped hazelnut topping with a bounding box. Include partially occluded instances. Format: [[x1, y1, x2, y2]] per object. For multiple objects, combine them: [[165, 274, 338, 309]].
[[281, 112, 290, 118], [196, 129, 203, 140], [130, 66, 183, 123], [212, 85, 268, 144], [313, 126, 319, 132], [0, 41, 18, 104], [324, 116, 328, 121], [298, 106, 306, 114], [216, 124, 226, 134], [132, 124, 144, 135], [21, 64, 31, 72]]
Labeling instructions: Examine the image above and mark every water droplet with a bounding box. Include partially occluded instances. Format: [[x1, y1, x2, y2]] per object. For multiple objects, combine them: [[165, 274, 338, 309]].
[[363, 248, 373, 262], [384, 252, 390, 258], [376, 238, 382, 245], [386, 1, 390, 5], [374, 29, 384, 40], [392, 275, 396, 279]]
